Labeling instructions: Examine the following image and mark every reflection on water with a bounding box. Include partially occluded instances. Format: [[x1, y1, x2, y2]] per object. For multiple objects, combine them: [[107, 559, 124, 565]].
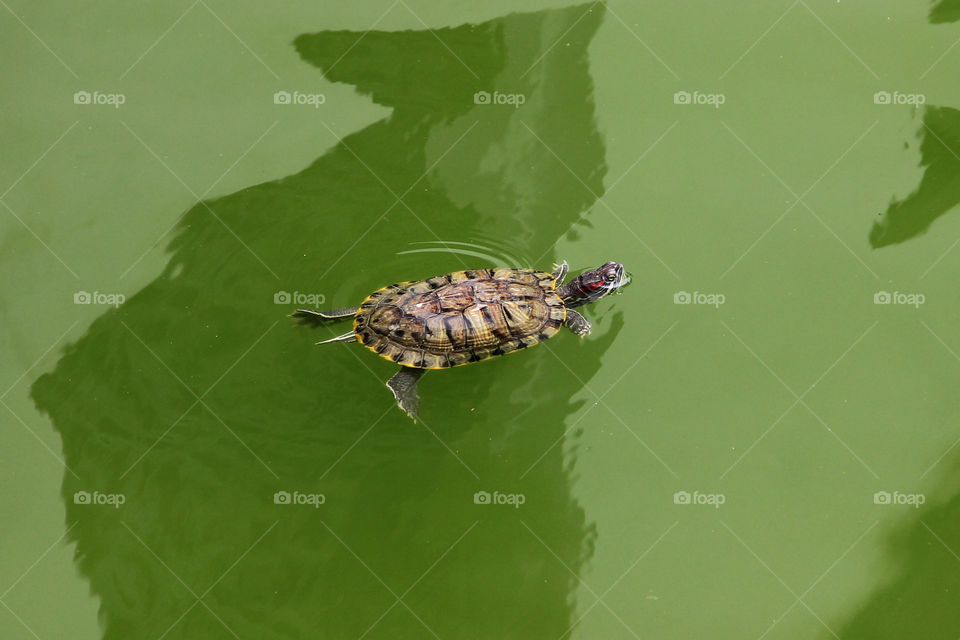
[[32, 4, 620, 638], [870, 106, 960, 248]]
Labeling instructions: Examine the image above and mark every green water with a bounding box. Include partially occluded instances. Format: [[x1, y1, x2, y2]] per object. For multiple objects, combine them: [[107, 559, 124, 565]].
[[3, 1, 960, 638]]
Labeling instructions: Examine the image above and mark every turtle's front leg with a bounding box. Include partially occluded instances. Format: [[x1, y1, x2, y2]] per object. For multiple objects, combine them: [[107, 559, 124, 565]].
[[564, 309, 592, 337], [386, 367, 426, 421], [551, 260, 569, 285]]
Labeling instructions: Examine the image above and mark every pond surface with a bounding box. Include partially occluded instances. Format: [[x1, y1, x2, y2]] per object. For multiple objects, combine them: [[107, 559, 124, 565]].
[[3, 1, 960, 638]]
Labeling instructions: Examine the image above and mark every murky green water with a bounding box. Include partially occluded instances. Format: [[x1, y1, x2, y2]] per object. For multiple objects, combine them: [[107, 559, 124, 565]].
[[3, 1, 960, 638]]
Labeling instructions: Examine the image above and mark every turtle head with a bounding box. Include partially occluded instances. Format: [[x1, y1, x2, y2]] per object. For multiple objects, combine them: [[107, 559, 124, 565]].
[[558, 261, 629, 308]]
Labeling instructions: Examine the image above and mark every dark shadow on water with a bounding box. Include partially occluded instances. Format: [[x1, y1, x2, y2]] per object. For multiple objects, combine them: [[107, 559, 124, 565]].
[[834, 459, 960, 639], [869, 106, 960, 248], [930, 0, 960, 23], [32, 4, 622, 639]]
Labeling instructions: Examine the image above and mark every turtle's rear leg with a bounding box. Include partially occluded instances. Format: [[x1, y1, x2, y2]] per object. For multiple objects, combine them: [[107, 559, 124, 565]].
[[292, 307, 357, 321], [386, 367, 426, 421], [294, 307, 358, 342], [292, 307, 357, 328]]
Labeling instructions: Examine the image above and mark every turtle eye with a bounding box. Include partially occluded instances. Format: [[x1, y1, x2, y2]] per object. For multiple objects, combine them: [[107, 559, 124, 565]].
[[605, 272, 617, 282]]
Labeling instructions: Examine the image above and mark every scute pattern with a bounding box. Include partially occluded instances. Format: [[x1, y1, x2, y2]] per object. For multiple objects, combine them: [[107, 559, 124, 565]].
[[355, 268, 566, 368]]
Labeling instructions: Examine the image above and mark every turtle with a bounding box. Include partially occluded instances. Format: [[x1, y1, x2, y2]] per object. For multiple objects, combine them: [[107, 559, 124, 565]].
[[293, 260, 628, 420]]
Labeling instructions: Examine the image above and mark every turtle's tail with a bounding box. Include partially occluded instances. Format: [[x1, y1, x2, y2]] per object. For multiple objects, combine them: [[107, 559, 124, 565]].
[[315, 331, 357, 345]]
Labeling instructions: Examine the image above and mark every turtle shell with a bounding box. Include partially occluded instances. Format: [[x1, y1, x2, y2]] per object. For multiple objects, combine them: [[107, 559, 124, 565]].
[[354, 268, 567, 369]]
